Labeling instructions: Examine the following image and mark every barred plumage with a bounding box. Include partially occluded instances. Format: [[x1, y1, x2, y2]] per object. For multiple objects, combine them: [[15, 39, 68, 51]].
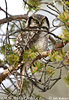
[[16, 14, 50, 54]]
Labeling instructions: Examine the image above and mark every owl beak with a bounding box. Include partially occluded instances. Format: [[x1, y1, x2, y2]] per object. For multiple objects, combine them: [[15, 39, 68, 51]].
[[39, 22, 41, 27]]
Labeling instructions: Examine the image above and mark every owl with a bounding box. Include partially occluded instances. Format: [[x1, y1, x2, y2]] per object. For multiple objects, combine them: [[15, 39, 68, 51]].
[[16, 14, 50, 54]]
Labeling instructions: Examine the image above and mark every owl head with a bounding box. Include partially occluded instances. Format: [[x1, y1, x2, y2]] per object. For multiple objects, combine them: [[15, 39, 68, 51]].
[[26, 14, 50, 30]]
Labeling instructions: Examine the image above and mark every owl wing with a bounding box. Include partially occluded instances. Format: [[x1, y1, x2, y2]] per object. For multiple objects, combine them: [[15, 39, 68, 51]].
[[16, 30, 39, 53]]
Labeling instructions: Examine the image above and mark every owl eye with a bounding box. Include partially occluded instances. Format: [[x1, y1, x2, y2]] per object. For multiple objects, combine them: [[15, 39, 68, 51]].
[[34, 19, 39, 25], [41, 17, 50, 29], [33, 20, 36, 23], [27, 16, 39, 27]]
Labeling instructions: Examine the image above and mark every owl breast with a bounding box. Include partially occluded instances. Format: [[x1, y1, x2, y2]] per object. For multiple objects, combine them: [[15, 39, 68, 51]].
[[15, 30, 38, 53], [33, 31, 49, 51]]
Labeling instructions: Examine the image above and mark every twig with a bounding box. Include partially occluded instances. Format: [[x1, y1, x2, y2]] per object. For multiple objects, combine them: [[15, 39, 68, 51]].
[[4, 0, 8, 18], [40, 9, 58, 17]]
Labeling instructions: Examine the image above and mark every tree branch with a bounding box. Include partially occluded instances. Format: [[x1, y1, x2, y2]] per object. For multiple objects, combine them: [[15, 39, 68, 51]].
[[0, 39, 69, 84], [0, 15, 28, 24], [0, 61, 24, 84]]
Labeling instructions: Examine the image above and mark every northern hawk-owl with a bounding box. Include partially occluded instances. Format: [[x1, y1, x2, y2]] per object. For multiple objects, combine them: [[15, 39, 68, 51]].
[[16, 14, 50, 54]]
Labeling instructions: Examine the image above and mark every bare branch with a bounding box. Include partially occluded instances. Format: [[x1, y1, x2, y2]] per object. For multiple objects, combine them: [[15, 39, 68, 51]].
[[0, 61, 24, 84], [0, 15, 28, 24]]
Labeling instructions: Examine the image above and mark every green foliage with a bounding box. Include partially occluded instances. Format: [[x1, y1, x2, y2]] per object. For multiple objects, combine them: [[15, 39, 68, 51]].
[[31, 62, 55, 75], [23, 46, 37, 62], [58, 0, 69, 42], [1, 44, 13, 55], [49, 49, 65, 62], [63, 29, 69, 41], [63, 1, 69, 11], [60, 28, 69, 42], [59, 12, 69, 23], [27, 0, 41, 11], [59, 2, 69, 41], [59, 11, 69, 28], [64, 74, 69, 86], [6, 53, 19, 65], [65, 1, 69, 6], [31, 61, 44, 74], [46, 65, 55, 75], [1, 44, 19, 65]]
